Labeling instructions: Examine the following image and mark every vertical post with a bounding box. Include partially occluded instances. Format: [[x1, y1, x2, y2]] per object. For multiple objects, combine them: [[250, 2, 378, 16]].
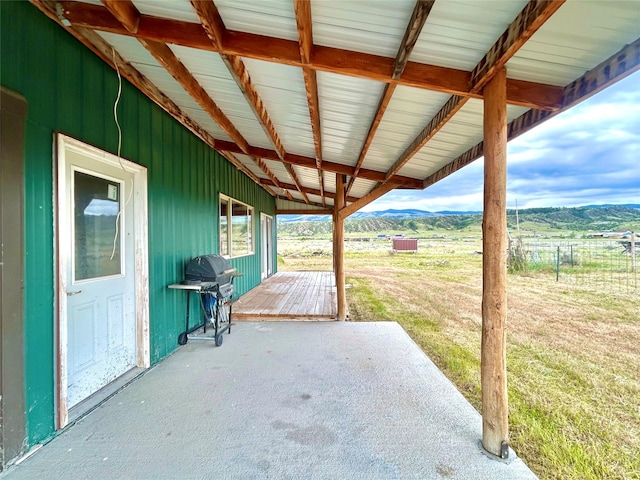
[[556, 246, 560, 282], [481, 67, 509, 459], [631, 232, 636, 273], [334, 174, 347, 321]]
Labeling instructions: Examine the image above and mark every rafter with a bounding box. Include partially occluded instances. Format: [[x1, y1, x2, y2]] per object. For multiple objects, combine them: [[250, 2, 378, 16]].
[[101, 0, 289, 201], [347, 0, 433, 195], [422, 35, 640, 190], [259, 179, 359, 203], [215, 140, 423, 188], [138, 37, 251, 153], [393, 0, 435, 80], [191, 0, 287, 161], [294, 0, 325, 205], [30, 1, 264, 185], [54, 1, 563, 111], [100, 0, 138, 33], [364, 0, 565, 207], [251, 156, 294, 201], [284, 164, 310, 204]]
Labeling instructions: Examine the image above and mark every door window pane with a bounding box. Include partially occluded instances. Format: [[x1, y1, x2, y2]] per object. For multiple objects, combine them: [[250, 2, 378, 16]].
[[74, 171, 122, 280]]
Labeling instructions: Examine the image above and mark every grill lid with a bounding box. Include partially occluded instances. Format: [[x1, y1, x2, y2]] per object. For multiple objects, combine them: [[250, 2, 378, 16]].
[[185, 254, 235, 284]]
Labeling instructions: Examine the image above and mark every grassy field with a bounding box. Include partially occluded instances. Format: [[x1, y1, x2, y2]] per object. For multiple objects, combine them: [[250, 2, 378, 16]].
[[278, 233, 640, 480]]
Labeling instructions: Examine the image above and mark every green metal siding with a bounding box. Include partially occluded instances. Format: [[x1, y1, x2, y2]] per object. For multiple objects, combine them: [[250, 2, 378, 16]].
[[1, 1, 276, 448]]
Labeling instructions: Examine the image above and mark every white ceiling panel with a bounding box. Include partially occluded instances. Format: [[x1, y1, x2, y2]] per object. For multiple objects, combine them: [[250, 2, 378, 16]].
[[312, 0, 416, 58], [318, 72, 385, 166], [169, 45, 274, 150], [411, 0, 528, 70], [214, 0, 298, 41], [241, 58, 316, 159], [506, 0, 640, 85]]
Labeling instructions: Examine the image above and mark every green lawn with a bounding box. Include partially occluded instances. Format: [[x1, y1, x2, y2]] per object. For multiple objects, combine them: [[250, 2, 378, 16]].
[[279, 234, 640, 480]]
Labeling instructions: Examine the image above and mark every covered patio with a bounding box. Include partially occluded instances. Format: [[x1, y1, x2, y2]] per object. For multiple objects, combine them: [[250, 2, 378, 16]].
[[3, 322, 535, 479]]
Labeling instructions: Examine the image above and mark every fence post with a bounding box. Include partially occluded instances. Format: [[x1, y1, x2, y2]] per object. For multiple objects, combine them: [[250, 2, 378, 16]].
[[556, 245, 560, 282], [570, 244, 574, 268], [631, 231, 636, 273]]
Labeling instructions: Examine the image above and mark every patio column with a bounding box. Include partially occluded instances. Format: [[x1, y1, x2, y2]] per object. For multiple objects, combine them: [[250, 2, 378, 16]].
[[481, 66, 509, 458], [333, 173, 347, 321]]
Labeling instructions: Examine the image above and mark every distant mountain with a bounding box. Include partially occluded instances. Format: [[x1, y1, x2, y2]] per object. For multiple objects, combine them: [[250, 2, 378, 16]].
[[279, 208, 481, 223], [277, 205, 640, 236], [278, 205, 640, 223]]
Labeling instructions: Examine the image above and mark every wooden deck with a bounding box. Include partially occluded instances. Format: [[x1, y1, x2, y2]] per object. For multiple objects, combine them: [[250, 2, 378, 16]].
[[233, 271, 337, 320]]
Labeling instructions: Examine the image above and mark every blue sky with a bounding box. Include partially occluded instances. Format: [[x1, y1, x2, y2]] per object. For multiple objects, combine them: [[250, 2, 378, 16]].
[[364, 70, 640, 212]]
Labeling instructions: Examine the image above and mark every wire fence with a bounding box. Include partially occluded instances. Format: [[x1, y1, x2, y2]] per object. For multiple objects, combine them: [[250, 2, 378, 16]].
[[522, 238, 638, 293]]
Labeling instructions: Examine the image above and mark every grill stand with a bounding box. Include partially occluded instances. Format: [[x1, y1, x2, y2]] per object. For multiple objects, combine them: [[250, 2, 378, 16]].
[[168, 275, 240, 347]]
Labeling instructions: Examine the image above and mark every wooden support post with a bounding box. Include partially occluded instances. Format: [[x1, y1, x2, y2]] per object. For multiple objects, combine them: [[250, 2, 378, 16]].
[[334, 174, 347, 321], [481, 66, 509, 459]]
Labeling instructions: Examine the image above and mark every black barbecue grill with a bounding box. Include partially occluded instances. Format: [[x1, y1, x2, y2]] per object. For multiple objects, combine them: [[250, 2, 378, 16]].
[[173, 254, 239, 347]]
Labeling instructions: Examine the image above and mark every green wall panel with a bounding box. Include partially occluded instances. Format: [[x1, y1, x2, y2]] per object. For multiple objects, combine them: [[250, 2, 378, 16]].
[[1, 1, 276, 448]]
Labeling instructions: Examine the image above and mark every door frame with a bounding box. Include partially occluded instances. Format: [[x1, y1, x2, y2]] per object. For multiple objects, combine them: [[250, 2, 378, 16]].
[[55, 134, 149, 429], [260, 213, 274, 280]]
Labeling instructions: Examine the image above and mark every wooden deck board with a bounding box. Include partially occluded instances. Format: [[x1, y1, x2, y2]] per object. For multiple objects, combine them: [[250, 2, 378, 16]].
[[234, 271, 337, 320]]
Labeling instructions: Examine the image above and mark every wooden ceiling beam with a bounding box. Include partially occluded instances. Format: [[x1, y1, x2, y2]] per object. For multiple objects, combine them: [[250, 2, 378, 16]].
[[260, 179, 359, 203], [294, 0, 325, 204], [347, 0, 433, 194], [393, 0, 435, 79], [216, 140, 423, 188], [338, 181, 398, 220], [31, 1, 276, 197], [137, 37, 251, 153], [469, 0, 566, 94], [54, 1, 563, 110], [192, 0, 287, 161], [251, 156, 294, 201], [100, 0, 139, 33], [104, 0, 287, 199], [284, 164, 311, 204], [376, 0, 566, 190], [422, 35, 640, 190]]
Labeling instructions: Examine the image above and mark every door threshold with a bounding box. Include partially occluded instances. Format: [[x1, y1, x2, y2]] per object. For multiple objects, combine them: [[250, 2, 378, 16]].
[[68, 367, 146, 424]]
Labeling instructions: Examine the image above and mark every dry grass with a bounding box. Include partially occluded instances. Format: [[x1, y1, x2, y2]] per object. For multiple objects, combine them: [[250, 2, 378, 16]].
[[278, 236, 640, 480]]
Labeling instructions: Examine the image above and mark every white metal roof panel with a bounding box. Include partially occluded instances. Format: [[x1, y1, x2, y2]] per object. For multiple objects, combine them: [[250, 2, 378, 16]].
[[169, 45, 274, 150], [506, 0, 640, 85], [312, 0, 416, 58], [240, 58, 316, 159], [318, 71, 385, 166], [411, 0, 529, 70], [399, 101, 530, 178], [98, 32, 233, 142], [294, 166, 321, 190], [233, 154, 269, 180], [363, 86, 452, 173], [213, 0, 298, 41], [132, 0, 200, 23], [349, 178, 378, 199], [263, 160, 294, 185]]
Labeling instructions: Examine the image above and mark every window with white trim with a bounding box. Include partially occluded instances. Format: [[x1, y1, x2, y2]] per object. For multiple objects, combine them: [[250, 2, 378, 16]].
[[219, 194, 254, 257]]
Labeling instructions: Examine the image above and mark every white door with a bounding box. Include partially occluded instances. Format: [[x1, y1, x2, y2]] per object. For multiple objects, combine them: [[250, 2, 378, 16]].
[[261, 214, 274, 280], [63, 150, 137, 408]]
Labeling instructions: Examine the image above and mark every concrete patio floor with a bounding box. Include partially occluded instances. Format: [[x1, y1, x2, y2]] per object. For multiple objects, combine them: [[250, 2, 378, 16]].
[[3, 322, 537, 480]]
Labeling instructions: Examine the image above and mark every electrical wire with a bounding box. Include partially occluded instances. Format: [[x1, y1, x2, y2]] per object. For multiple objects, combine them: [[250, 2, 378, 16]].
[[110, 47, 134, 261]]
